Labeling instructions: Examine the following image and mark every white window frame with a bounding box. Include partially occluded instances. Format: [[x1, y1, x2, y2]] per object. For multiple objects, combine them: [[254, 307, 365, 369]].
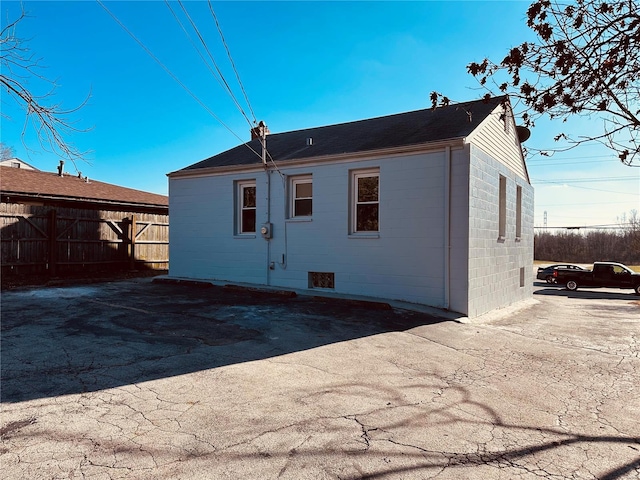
[[237, 180, 256, 234], [290, 175, 313, 218], [351, 169, 380, 234]]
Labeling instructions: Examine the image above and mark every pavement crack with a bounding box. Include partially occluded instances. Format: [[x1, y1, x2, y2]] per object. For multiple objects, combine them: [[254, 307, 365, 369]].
[[344, 415, 376, 451]]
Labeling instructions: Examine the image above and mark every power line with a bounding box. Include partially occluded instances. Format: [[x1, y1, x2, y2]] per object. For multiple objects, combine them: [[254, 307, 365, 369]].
[[207, 0, 257, 126], [536, 200, 630, 207], [175, 0, 253, 129], [528, 159, 618, 167], [534, 225, 627, 230], [165, 0, 268, 168], [163, 1, 231, 103], [530, 180, 639, 195], [526, 153, 618, 162], [203, 2, 277, 175], [96, 0, 263, 162], [537, 213, 623, 220], [533, 176, 638, 183]]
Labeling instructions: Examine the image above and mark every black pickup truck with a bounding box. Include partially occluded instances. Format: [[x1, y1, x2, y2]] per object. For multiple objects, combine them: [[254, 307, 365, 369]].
[[553, 262, 640, 294]]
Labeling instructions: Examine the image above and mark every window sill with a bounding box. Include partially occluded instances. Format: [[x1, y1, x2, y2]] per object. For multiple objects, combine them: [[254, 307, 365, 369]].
[[497, 235, 506, 243], [234, 234, 256, 239], [286, 217, 313, 223], [515, 237, 522, 242], [349, 233, 380, 239]]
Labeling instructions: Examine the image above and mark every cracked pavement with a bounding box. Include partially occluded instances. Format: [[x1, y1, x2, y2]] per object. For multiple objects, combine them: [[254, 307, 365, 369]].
[[1, 278, 639, 479]]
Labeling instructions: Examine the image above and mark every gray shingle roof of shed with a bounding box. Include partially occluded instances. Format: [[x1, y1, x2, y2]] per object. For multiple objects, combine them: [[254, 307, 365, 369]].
[[181, 96, 507, 171]]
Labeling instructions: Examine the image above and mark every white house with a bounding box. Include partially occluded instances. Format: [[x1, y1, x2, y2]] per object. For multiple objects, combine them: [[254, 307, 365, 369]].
[[167, 96, 533, 317], [0, 158, 38, 170]]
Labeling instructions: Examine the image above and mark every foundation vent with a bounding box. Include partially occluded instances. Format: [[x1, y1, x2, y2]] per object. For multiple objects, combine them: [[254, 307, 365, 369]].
[[309, 272, 334, 289]]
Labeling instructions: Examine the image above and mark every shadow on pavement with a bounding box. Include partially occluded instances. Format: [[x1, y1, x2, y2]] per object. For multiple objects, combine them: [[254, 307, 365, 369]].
[[533, 286, 639, 301], [1, 280, 449, 403]]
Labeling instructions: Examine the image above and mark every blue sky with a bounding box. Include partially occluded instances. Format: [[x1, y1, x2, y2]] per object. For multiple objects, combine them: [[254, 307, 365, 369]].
[[2, 0, 638, 228]]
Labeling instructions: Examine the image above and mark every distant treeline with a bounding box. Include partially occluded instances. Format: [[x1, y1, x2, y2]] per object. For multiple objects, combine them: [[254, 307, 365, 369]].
[[535, 228, 640, 265]]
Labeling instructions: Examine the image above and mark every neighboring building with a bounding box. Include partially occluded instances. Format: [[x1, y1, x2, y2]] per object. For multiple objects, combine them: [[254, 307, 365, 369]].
[[168, 96, 533, 317], [1, 164, 168, 213], [0, 158, 38, 170], [1, 165, 169, 277]]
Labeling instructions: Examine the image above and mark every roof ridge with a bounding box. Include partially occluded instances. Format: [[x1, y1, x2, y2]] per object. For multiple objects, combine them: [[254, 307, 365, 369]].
[[267, 95, 508, 137], [178, 95, 510, 172]]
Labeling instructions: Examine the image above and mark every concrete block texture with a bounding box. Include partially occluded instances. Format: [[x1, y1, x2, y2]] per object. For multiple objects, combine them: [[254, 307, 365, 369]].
[[467, 146, 533, 317]]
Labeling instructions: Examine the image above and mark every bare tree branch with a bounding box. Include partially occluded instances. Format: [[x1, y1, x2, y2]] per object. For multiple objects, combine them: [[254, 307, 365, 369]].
[[0, 142, 16, 161], [1, 8, 90, 168]]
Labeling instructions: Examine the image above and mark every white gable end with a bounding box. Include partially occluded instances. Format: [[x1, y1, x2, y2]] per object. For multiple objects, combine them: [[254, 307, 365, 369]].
[[466, 102, 529, 182], [0, 158, 38, 171]]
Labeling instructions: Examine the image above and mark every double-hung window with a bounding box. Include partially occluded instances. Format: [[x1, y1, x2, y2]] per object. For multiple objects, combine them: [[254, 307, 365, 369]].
[[238, 180, 256, 234], [290, 175, 312, 218], [352, 169, 379, 233]]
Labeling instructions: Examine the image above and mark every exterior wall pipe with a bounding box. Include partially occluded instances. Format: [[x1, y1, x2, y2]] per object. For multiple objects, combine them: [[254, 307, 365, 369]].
[[263, 132, 272, 285], [444, 145, 451, 310], [266, 168, 272, 285]]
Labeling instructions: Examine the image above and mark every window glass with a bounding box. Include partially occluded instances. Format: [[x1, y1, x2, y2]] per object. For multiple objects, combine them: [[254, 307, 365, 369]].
[[239, 183, 256, 233], [498, 175, 507, 239], [296, 182, 312, 198], [356, 204, 379, 231], [357, 176, 378, 203], [353, 170, 379, 232], [516, 185, 522, 238], [295, 199, 312, 217], [291, 176, 312, 217], [243, 186, 256, 208]]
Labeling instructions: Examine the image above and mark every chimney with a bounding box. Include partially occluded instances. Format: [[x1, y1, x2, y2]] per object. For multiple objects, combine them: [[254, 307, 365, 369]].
[[250, 120, 270, 140], [57, 160, 65, 176]]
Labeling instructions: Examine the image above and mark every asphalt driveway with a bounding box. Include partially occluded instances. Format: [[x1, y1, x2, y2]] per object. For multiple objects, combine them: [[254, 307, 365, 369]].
[[1, 279, 442, 403], [1, 278, 639, 479]]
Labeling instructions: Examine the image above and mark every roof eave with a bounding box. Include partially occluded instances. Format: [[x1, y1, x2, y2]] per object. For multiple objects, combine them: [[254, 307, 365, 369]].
[[1, 191, 168, 209], [168, 137, 467, 179]]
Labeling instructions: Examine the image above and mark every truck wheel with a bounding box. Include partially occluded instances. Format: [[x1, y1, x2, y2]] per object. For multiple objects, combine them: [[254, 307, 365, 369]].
[[635, 284, 640, 296], [566, 280, 578, 291]]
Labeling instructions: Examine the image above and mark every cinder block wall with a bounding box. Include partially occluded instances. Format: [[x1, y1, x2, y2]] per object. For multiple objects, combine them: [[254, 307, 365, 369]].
[[467, 146, 534, 317]]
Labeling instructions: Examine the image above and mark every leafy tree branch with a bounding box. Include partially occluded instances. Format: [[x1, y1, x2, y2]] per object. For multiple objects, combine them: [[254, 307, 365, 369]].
[[432, 0, 640, 166]]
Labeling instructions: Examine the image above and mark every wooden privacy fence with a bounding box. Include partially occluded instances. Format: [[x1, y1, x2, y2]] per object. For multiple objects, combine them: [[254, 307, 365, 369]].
[[1, 204, 168, 277]]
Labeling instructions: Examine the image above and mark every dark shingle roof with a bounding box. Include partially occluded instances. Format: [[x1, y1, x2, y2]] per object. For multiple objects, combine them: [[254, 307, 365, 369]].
[[181, 96, 506, 171], [1, 166, 168, 207]]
